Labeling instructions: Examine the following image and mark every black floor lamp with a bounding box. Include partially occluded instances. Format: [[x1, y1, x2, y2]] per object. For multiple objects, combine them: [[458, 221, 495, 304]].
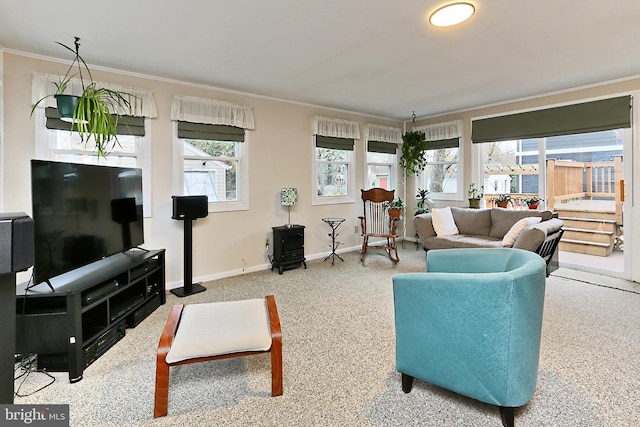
[[171, 195, 208, 297]]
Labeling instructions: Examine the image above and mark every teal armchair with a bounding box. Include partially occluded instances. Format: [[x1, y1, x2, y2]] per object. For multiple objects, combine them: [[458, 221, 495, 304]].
[[392, 248, 547, 427]]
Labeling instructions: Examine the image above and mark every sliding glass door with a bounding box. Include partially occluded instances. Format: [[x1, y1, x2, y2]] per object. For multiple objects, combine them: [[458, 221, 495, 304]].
[[479, 128, 627, 276]]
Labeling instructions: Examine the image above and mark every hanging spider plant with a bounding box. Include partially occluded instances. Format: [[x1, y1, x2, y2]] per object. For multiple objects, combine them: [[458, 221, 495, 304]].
[[31, 38, 132, 158]]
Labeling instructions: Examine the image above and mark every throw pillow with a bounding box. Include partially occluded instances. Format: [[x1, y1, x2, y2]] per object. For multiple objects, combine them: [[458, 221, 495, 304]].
[[432, 207, 459, 237], [502, 217, 542, 247]]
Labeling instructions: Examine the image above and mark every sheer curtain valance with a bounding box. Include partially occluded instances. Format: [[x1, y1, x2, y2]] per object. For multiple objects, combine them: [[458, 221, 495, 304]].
[[31, 73, 158, 118], [414, 119, 462, 141], [171, 95, 255, 129], [313, 116, 360, 140], [365, 124, 402, 144]]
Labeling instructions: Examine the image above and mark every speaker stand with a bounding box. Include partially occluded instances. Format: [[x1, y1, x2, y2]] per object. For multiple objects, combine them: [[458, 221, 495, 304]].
[[170, 218, 206, 298]]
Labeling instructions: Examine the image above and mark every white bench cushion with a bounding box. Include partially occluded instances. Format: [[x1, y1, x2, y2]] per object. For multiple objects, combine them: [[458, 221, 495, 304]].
[[165, 298, 272, 364]]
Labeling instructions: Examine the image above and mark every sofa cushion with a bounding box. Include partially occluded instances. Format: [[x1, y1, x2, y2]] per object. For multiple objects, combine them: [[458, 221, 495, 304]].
[[489, 208, 551, 239], [502, 217, 542, 247], [432, 207, 459, 237], [423, 234, 503, 250], [451, 207, 492, 236]]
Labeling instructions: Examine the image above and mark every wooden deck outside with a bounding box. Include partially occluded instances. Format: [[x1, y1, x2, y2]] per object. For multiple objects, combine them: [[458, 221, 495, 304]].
[[482, 157, 623, 257]]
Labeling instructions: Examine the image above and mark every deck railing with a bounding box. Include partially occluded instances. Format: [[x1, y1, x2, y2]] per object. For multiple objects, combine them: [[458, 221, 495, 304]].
[[546, 157, 623, 223]]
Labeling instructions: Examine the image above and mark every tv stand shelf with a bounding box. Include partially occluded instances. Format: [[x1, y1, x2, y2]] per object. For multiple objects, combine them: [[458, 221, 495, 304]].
[[16, 249, 165, 382]]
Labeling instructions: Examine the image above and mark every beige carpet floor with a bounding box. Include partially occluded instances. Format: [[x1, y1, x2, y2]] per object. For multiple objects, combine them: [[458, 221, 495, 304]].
[[13, 247, 640, 426]]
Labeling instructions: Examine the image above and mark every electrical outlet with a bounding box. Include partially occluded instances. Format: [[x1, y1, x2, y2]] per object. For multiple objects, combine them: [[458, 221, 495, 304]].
[[354, 225, 358, 233]]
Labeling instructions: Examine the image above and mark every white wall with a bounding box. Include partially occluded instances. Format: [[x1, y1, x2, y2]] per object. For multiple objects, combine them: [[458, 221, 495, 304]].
[[2, 51, 402, 287]]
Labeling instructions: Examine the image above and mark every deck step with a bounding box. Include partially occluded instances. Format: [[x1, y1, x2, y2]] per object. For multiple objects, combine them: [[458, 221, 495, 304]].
[[554, 210, 617, 221], [559, 219, 617, 232], [560, 238, 613, 257], [558, 216, 617, 224], [562, 227, 613, 235], [562, 228, 615, 245], [561, 238, 609, 247]]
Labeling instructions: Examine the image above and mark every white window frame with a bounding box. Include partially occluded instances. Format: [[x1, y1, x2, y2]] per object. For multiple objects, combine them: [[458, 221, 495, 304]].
[[312, 136, 356, 206], [415, 139, 464, 201], [364, 140, 397, 191], [34, 108, 152, 217], [173, 122, 249, 213]]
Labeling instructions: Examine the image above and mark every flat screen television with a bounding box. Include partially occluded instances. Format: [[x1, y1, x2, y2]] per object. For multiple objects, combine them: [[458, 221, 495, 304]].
[[30, 159, 144, 286]]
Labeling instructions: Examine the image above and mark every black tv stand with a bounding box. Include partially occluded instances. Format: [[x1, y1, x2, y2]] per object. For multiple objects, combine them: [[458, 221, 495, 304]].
[[15, 249, 165, 382]]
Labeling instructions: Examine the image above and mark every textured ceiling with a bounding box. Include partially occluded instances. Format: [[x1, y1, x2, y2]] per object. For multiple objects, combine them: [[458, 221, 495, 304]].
[[1, 1, 640, 120]]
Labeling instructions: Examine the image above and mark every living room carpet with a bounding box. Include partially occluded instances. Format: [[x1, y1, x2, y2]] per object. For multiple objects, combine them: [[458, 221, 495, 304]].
[[14, 247, 640, 426]]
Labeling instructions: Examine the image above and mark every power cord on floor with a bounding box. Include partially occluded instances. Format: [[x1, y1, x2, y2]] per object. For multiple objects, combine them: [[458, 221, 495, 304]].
[[14, 354, 56, 397]]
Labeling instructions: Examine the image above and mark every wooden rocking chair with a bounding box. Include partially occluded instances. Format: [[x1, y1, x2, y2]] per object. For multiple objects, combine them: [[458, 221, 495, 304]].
[[358, 188, 399, 263]]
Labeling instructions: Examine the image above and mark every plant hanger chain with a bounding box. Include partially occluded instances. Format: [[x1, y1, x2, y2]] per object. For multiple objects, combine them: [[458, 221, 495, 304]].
[[73, 37, 86, 90], [58, 36, 90, 91]]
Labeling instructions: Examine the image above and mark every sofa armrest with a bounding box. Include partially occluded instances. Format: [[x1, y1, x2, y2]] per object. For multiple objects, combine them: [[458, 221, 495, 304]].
[[413, 213, 436, 248], [513, 218, 564, 252]]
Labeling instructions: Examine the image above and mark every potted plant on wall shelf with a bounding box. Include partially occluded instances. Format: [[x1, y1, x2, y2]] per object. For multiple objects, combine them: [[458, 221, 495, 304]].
[[30, 37, 132, 158], [468, 183, 484, 209], [399, 130, 429, 175], [492, 194, 512, 208]]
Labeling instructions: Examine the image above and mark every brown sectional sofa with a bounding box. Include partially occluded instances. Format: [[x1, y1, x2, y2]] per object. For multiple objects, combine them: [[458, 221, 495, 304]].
[[413, 207, 564, 274]]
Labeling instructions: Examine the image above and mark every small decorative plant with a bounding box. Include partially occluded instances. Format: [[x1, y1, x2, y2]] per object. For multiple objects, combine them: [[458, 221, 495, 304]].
[[468, 183, 483, 199], [524, 196, 543, 204], [387, 198, 405, 219], [30, 38, 132, 158], [415, 188, 434, 215], [468, 183, 484, 209], [399, 130, 429, 175], [525, 196, 544, 209], [390, 198, 405, 209], [492, 194, 513, 207]]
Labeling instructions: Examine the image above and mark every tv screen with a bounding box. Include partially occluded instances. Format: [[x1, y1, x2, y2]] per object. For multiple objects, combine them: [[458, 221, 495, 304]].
[[31, 160, 144, 286]]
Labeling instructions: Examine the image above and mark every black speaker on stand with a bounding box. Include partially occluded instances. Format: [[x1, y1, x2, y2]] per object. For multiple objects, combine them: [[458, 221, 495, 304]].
[[171, 196, 208, 297], [0, 213, 34, 404]]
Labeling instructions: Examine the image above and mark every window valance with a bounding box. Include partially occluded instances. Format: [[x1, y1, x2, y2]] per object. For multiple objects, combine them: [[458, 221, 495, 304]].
[[471, 96, 632, 143], [365, 124, 402, 144], [171, 95, 255, 130], [32, 73, 158, 118], [414, 119, 463, 141], [312, 116, 360, 140]]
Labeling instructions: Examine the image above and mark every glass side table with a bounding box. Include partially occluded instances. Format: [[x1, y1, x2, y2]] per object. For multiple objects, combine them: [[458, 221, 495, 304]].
[[322, 217, 345, 265]]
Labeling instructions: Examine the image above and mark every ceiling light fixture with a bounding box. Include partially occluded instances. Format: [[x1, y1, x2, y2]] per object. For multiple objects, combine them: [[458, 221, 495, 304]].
[[429, 2, 475, 27]]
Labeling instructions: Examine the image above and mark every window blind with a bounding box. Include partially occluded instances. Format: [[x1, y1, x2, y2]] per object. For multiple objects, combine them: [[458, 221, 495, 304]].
[[45, 107, 145, 136], [367, 140, 397, 154], [315, 135, 354, 151], [177, 121, 245, 142], [471, 96, 632, 143], [426, 138, 459, 151]]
